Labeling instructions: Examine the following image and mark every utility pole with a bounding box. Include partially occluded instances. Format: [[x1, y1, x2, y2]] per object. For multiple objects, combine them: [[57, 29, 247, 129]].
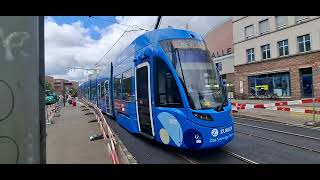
[[154, 16, 162, 30]]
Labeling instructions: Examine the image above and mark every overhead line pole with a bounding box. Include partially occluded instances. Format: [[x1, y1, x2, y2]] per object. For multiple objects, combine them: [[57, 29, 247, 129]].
[[154, 16, 162, 30]]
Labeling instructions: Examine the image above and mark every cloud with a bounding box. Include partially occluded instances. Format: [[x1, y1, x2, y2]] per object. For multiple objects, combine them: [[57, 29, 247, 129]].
[[45, 16, 229, 83]]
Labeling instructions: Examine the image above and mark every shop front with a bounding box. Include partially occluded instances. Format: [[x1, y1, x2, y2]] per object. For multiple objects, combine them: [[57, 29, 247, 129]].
[[248, 72, 291, 98]]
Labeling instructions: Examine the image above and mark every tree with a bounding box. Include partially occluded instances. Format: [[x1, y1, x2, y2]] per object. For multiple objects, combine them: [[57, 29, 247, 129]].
[[69, 87, 77, 97], [45, 81, 53, 91]]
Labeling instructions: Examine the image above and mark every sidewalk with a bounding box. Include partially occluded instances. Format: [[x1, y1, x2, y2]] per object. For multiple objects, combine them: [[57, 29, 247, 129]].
[[46, 104, 112, 164], [231, 99, 320, 127]]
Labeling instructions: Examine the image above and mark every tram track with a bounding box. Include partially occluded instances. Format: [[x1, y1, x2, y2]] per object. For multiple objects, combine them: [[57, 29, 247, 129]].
[[220, 149, 258, 164], [176, 149, 258, 164], [234, 116, 320, 131], [235, 130, 320, 154], [234, 122, 320, 141]]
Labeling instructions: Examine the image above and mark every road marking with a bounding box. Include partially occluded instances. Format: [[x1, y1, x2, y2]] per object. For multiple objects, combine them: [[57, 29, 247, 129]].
[[176, 153, 200, 164], [221, 149, 258, 164], [235, 122, 320, 141]]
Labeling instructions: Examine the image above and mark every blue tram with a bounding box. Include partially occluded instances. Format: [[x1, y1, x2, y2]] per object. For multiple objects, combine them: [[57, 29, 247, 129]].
[[79, 28, 234, 149]]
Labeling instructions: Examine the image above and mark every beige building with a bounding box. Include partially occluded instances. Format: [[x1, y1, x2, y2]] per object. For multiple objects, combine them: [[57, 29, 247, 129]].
[[233, 16, 320, 99], [204, 18, 235, 98]]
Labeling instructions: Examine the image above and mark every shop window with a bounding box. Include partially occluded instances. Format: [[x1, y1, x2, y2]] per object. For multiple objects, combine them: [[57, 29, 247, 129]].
[[248, 72, 291, 97]]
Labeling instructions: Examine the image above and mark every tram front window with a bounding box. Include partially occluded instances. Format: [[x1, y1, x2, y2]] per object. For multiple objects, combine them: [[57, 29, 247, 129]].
[[160, 39, 226, 110]]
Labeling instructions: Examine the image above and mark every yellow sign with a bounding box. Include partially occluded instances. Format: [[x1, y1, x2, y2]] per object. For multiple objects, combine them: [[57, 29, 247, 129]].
[[256, 85, 269, 90], [201, 101, 212, 107]]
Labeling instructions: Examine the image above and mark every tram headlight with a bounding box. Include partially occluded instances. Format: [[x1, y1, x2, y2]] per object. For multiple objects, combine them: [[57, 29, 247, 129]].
[[192, 112, 213, 121]]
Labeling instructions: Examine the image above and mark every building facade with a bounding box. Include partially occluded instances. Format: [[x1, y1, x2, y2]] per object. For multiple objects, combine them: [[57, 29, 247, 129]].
[[53, 79, 68, 95], [233, 16, 320, 99], [45, 75, 54, 88], [204, 18, 235, 98]]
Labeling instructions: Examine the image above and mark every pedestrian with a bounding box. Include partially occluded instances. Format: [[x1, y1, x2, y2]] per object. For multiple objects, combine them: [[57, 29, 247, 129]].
[[68, 94, 72, 105], [58, 94, 64, 108], [281, 80, 287, 96]]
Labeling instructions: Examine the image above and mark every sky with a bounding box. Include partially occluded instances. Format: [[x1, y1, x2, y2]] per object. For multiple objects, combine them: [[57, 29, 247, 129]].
[[45, 16, 230, 83]]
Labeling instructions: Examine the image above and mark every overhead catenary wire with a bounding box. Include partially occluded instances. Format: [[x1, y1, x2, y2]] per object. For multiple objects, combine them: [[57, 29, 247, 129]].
[[94, 16, 135, 66], [176, 16, 194, 29], [91, 16, 150, 31]]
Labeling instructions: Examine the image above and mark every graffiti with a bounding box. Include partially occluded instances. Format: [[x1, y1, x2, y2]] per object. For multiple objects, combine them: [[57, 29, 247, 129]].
[[0, 80, 14, 122], [0, 27, 30, 61], [0, 136, 20, 163]]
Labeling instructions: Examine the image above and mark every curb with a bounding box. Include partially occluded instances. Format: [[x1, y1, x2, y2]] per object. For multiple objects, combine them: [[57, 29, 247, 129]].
[[114, 133, 138, 164]]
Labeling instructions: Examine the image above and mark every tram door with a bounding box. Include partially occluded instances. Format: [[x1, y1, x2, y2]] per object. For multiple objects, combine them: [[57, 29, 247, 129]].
[[135, 62, 154, 137], [104, 80, 111, 114]]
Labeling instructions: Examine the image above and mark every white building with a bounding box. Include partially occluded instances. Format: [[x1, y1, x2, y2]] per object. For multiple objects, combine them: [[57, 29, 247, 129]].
[[232, 16, 320, 99]]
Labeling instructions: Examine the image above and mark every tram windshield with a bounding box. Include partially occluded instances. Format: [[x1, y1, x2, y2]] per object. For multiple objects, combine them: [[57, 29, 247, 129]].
[[160, 39, 226, 110]]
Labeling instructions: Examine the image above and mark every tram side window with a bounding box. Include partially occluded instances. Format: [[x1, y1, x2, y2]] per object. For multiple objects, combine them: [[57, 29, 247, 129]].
[[114, 75, 122, 100], [122, 69, 133, 102], [101, 83, 105, 98], [91, 87, 96, 99], [154, 57, 183, 108]]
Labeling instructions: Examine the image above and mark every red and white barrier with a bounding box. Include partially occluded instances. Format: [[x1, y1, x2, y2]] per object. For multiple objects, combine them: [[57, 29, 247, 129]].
[[232, 97, 320, 110], [266, 106, 320, 114], [46, 103, 58, 124], [232, 97, 320, 115], [81, 99, 120, 164]]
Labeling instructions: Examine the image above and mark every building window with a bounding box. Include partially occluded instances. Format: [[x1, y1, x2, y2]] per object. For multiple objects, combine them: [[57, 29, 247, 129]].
[[122, 69, 133, 102], [278, 39, 289, 56], [215, 62, 222, 72], [114, 74, 122, 100], [275, 16, 288, 29], [295, 16, 309, 23], [248, 72, 291, 97], [259, 19, 269, 34], [154, 57, 183, 108], [261, 44, 271, 59], [297, 34, 311, 53], [247, 48, 255, 62], [245, 25, 254, 39]]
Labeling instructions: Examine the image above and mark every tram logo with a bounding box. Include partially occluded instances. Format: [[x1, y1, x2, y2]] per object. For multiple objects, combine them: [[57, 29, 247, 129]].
[[211, 128, 219, 137]]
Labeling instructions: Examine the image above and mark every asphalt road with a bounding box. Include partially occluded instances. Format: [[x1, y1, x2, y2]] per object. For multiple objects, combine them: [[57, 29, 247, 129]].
[[104, 114, 320, 164]]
